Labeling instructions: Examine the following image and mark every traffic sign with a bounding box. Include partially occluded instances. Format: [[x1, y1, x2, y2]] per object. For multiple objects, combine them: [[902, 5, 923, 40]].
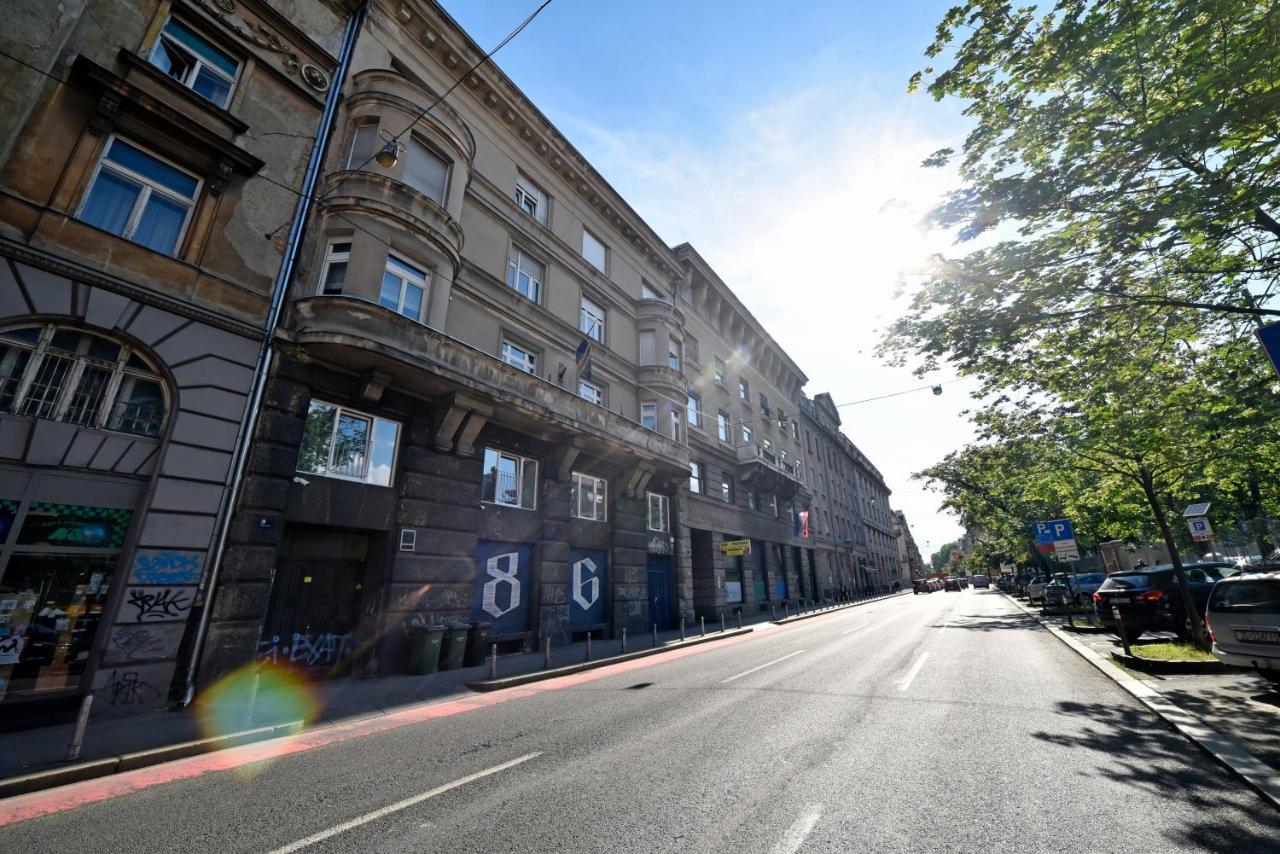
[[1055, 542, 1080, 561], [1033, 519, 1075, 544], [1256, 322, 1280, 379], [1186, 516, 1215, 542]]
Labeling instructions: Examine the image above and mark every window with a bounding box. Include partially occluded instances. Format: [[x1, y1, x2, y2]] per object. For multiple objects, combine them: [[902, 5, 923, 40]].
[[717, 409, 730, 442], [298, 399, 400, 486], [793, 421, 801, 442], [404, 137, 448, 204], [506, 246, 544, 302], [641, 280, 669, 302], [319, 241, 350, 295], [762, 438, 774, 460], [720, 473, 734, 504], [501, 339, 537, 374], [747, 487, 758, 511], [149, 18, 238, 107], [742, 424, 753, 444], [760, 393, 771, 416], [768, 494, 778, 517], [640, 401, 657, 430], [689, 461, 703, 494], [0, 325, 167, 437], [481, 448, 538, 509], [78, 137, 198, 255], [713, 357, 727, 385], [647, 492, 670, 532], [347, 123, 379, 169], [668, 337, 682, 371], [685, 334, 700, 365], [669, 407, 683, 442], [379, 256, 427, 320], [515, 174, 546, 223], [571, 471, 608, 521], [687, 392, 702, 427], [638, 330, 657, 365], [579, 379, 603, 406], [582, 229, 607, 272], [580, 295, 606, 342], [739, 379, 750, 402]]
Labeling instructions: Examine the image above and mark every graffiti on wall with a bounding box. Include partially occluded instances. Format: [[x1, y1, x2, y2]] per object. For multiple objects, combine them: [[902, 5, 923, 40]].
[[256, 632, 354, 667], [568, 549, 607, 627], [120, 586, 195, 622], [129, 550, 204, 585], [474, 542, 532, 635], [101, 669, 163, 707]]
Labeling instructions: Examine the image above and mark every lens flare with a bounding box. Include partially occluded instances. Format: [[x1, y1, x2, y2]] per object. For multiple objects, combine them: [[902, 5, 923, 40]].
[[196, 662, 320, 776]]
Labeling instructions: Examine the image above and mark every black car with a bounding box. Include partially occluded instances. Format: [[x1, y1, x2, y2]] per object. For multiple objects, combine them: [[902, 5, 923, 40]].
[[1093, 562, 1235, 639]]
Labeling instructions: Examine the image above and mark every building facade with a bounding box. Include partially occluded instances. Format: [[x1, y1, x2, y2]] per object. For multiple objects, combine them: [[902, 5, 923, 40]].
[[0, 0, 357, 717], [893, 509, 923, 586]]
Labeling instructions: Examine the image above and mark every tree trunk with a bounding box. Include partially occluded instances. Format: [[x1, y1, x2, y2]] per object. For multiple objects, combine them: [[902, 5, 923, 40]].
[[1139, 468, 1207, 648], [1248, 474, 1274, 558]]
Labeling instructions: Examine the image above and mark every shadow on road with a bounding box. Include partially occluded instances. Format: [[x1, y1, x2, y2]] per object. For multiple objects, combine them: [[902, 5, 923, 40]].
[[1033, 700, 1280, 851], [943, 614, 1039, 632]]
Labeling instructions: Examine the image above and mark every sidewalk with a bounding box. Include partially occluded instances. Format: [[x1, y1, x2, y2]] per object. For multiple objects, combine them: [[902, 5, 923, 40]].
[[1009, 594, 1280, 795], [0, 592, 900, 788]]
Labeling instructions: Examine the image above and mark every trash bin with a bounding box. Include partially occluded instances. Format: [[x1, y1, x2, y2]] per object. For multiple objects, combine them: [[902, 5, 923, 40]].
[[406, 625, 445, 675], [439, 623, 470, 671], [463, 621, 493, 667]]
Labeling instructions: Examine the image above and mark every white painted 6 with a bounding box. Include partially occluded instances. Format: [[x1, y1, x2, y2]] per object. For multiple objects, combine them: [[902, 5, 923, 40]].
[[572, 557, 600, 611], [482, 552, 521, 618]]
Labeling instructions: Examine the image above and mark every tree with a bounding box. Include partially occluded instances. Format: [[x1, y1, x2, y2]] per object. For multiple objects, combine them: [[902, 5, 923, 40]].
[[885, 0, 1280, 383], [930, 541, 960, 573]]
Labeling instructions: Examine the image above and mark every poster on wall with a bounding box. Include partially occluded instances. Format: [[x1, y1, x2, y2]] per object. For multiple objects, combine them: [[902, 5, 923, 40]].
[[474, 541, 533, 636], [568, 548, 607, 628]]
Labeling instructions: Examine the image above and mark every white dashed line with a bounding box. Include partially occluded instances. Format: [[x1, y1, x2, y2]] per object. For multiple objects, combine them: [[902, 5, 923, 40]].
[[721, 650, 807, 683], [771, 804, 823, 854], [898, 652, 930, 691]]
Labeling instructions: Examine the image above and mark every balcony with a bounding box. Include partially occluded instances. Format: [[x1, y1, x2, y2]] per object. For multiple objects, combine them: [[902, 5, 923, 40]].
[[319, 169, 464, 266], [735, 440, 805, 499], [286, 296, 688, 475]]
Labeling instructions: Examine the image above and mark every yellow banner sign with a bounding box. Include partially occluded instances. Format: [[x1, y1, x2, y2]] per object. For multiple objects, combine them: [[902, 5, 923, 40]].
[[720, 539, 751, 557]]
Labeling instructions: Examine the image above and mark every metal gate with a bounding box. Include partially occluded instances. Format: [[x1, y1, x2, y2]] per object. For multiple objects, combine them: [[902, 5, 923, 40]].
[[646, 554, 673, 631], [259, 559, 362, 673]]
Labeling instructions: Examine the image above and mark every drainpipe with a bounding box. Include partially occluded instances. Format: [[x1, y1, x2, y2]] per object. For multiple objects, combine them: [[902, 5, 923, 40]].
[[180, 4, 367, 706]]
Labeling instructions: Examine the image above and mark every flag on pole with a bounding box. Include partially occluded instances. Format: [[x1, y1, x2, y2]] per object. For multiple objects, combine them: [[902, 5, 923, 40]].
[[800, 510, 810, 538], [575, 337, 593, 382]]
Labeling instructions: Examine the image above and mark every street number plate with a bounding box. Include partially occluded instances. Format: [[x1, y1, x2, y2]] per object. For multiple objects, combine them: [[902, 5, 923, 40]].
[[1235, 629, 1280, 644], [1111, 597, 1130, 605]]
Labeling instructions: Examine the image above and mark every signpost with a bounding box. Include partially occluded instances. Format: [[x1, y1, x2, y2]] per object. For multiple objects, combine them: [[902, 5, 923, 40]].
[[1182, 503, 1216, 543], [1033, 519, 1077, 561]]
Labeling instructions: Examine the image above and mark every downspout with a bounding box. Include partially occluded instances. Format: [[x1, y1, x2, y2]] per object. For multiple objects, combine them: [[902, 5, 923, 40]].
[[181, 4, 367, 706]]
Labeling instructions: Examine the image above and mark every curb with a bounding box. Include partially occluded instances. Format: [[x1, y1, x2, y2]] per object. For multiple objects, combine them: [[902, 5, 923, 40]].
[[1110, 650, 1231, 675], [772, 592, 908, 626], [0, 720, 303, 800], [1002, 593, 1280, 810], [466, 627, 755, 691]]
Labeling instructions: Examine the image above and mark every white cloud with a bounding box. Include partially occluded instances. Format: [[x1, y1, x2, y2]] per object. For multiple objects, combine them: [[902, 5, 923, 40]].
[[556, 81, 973, 553]]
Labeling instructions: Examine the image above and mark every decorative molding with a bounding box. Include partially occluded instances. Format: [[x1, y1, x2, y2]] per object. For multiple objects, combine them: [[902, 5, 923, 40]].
[[191, 0, 330, 91]]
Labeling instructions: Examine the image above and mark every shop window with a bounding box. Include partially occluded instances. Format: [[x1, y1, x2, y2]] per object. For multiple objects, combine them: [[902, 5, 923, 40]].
[[77, 137, 199, 256], [481, 448, 538, 509], [570, 471, 608, 522], [148, 17, 239, 108], [297, 399, 400, 486], [379, 255, 427, 321], [319, 241, 350, 295], [0, 325, 167, 437], [647, 492, 670, 532]]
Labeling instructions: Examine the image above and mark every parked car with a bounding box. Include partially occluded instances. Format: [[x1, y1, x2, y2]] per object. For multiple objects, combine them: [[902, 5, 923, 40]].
[[1093, 562, 1235, 639], [1067, 572, 1108, 604], [1025, 576, 1049, 604], [972, 574, 990, 589], [1044, 577, 1073, 606], [944, 577, 961, 591], [1206, 572, 1280, 685]]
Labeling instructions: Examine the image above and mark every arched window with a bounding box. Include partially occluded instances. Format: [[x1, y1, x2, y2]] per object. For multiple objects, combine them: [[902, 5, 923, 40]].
[[0, 325, 167, 437]]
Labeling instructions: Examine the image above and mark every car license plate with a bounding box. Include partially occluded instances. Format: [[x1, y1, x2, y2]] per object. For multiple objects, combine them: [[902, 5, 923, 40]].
[[1110, 597, 1130, 605], [1235, 629, 1280, 644]]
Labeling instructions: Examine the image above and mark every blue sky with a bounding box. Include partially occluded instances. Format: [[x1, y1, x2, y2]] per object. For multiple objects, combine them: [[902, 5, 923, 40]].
[[440, 0, 976, 557]]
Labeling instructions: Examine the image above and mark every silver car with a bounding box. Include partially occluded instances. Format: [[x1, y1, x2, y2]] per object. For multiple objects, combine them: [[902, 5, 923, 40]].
[[1206, 571, 1280, 685]]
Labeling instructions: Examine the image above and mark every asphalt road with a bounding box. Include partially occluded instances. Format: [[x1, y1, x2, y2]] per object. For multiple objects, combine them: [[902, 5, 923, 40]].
[[3, 589, 1278, 852]]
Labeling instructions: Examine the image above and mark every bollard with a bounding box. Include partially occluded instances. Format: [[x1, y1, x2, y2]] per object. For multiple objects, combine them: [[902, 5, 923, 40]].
[[544, 636, 552, 669], [737, 610, 742, 630], [65, 693, 94, 761], [586, 632, 593, 661], [489, 643, 498, 679], [1113, 607, 1132, 656], [700, 616, 705, 637], [652, 623, 659, 647], [680, 616, 686, 641], [770, 603, 776, 621], [720, 612, 725, 633], [784, 601, 790, 619], [622, 626, 628, 654], [245, 669, 261, 725]]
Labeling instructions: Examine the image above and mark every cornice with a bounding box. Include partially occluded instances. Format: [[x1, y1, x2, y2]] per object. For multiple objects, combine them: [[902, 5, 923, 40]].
[[381, 0, 682, 285]]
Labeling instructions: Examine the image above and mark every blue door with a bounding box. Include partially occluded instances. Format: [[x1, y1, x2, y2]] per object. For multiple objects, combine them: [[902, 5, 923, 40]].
[[646, 554, 673, 631], [474, 541, 533, 635], [568, 548, 607, 628]]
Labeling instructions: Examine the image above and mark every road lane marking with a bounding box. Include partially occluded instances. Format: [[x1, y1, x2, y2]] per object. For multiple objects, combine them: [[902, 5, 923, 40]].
[[266, 753, 541, 854], [898, 652, 930, 691], [771, 804, 823, 854], [839, 625, 864, 636], [721, 650, 807, 683]]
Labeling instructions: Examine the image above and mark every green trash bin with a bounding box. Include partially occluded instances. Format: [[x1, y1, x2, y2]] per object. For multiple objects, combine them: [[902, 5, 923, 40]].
[[406, 625, 445, 675], [439, 623, 470, 671]]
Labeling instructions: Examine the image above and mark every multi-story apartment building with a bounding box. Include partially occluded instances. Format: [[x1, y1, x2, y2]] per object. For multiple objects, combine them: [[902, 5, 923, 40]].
[[893, 509, 923, 586], [0, 0, 358, 717], [799, 393, 858, 595], [852, 446, 899, 590]]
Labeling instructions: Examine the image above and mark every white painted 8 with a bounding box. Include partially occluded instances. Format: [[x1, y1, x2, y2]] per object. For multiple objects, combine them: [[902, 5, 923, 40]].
[[482, 552, 521, 618]]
